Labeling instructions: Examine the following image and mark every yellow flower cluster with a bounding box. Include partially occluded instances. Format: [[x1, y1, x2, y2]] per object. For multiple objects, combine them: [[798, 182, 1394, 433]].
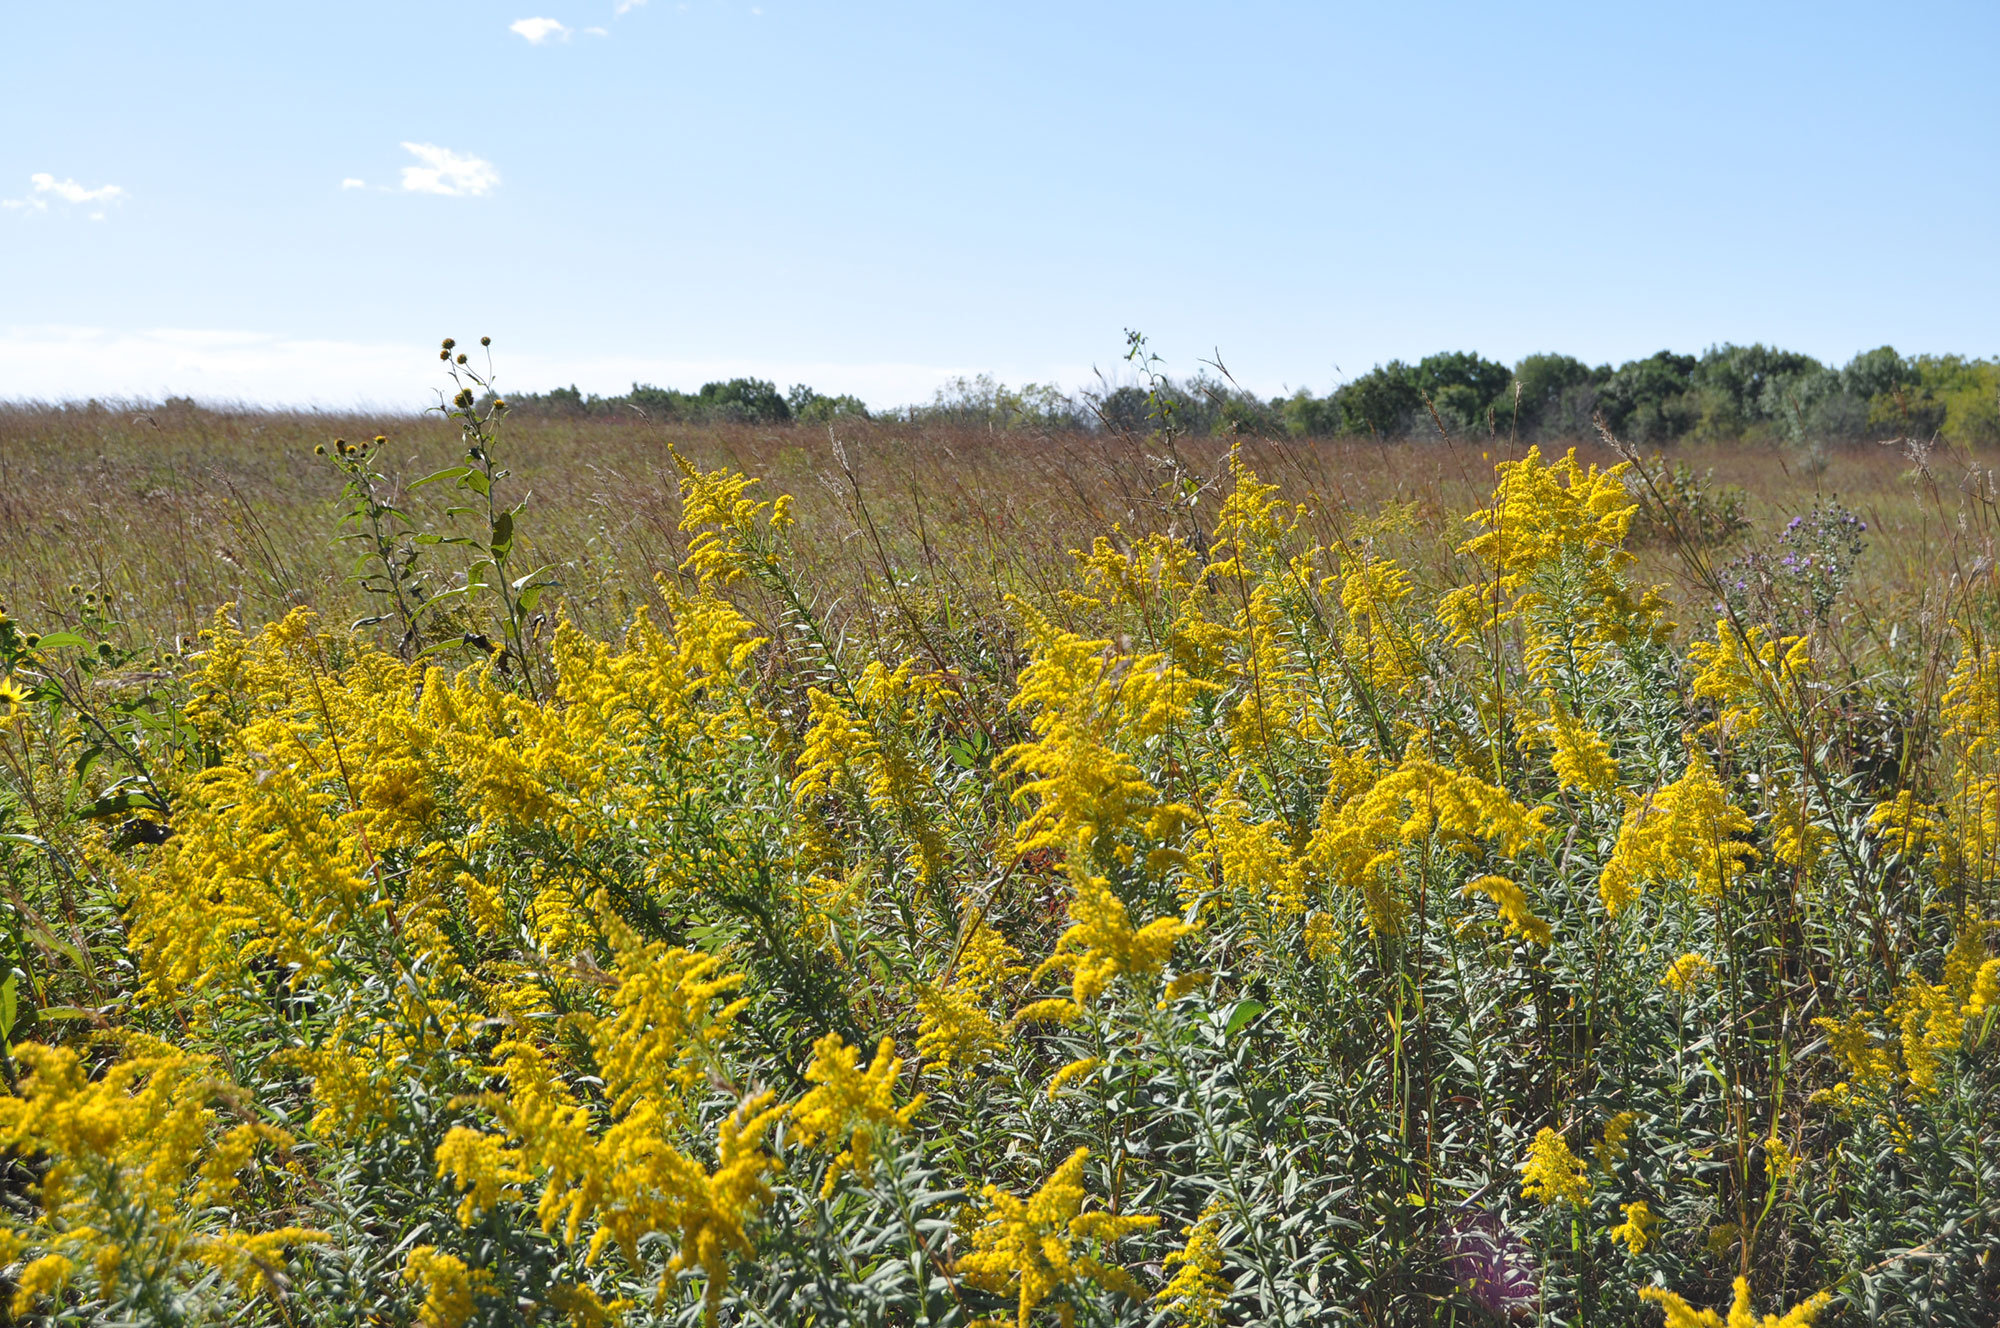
[[1531, 689, 1620, 794], [957, 1147, 1158, 1328], [794, 659, 953, 881], [1609, 1200, 1657, 1254], [1022, 859, 1191, 1020], [1443, 447, 1664, 678], [1519, 1127, 1592, 1206], [1598, 748, 1755, 916], [404, 1245, 491, 1328], [1311, 751, 1547, 936], [999, 604, 1205, 868], [1461, 874, 1552, 947], [0, 1040, 324, 1315], [790, 1032, 924, 1197], [916, 918, 1024, 1076], [1688, 619, 1813, 738], [1817, 907, 1999, 1096], [1639, 1277, 1830, 1328], [671, 447, 794, 585], [1593, 1110, 1639, 1170], [1156, 1205, 1229, 1326], [1661, 951, 1716, 994]]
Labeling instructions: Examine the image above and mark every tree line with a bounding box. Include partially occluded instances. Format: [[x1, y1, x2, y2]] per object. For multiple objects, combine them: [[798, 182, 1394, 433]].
[[505, 344, 2000, 443]]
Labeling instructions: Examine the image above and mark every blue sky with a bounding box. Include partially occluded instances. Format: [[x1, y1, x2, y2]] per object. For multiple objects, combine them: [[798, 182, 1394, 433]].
[[3, 1, 1996, 409]]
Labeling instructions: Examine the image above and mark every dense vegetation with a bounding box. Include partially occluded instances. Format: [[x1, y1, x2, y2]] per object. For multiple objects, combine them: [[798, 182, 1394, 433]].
[[0, 349, 1997, 1325], [505, 341, 2000, 449]]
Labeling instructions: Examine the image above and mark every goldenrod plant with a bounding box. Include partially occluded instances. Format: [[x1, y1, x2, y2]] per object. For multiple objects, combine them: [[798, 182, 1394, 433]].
[[0, 348, 1996, 1324]]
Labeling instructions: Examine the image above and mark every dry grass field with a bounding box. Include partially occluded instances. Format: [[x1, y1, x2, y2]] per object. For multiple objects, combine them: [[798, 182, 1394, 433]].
[[2, 402, 1988, 653]]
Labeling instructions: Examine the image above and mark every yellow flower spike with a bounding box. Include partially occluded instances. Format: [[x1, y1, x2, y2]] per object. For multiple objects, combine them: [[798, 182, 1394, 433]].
[[0, 1039, 323, 1305], [1445, 446, 1667, 671], [1816, 907, 1999, 1096], [193, 1228, 334, 1297], [792, 661, 951, 880], [1687, 619, 1814, 737], [1763, 1136, 1799, 1182], [957, 1148, 1159, 1328], [1157, 1205, 1229, 1325], [1460, 874, 1552, 947], [1519, 1127, 1591, 1206], [1597, 748, 1755, 917], [917, 982, 1010, 1075], [1046, 1056, 1103, 1099], [789, 1033, 924, 1197], [1008, 997, 1083, 1028], [549, 1280, 634, 1328], [998, 600, 1216, 862], [661, 1090, 786, 1325], [1592, 1110, 1639, 1171], [1046, 858, 1190, 1008], [1662, 951, 1716, 994], [1638, 1276, 1831, 1328], [668, 447, 793, 586], [435, 1126, 532, 1225], [1534, 689, 1620, 794], [10, 1253, 75, 1317], [1307, 750, 1548, 938], [1158, 970, 1210, 1006], [590, 921, 749, 1119], [915, 919, 1025, 1078], [403, 1245, 491, 1328], [1609, 1200, 1657, 1254]]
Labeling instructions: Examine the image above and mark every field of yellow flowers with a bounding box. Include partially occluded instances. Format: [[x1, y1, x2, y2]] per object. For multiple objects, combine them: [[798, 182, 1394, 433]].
[[0, 382, 1995, 1325]]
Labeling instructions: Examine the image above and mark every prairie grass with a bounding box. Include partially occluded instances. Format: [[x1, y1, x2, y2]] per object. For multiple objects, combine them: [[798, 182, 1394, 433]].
[[0, 401, 1979, 650]]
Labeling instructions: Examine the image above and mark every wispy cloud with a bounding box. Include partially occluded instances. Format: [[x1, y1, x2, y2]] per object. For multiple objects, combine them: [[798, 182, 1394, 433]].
[[509, 17, 571, 43], [4, 173, 127, 213], [398, 144, 499, 197], [583, 25, 609, 36], [614, 0, 645, 14], [340, 178, 367, 191]]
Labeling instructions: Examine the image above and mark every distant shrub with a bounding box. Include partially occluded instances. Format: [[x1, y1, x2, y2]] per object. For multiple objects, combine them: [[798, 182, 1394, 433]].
[[1718, 500, 1869, 633], [911, 374, 1085, 431], [1630, 459, 1751, 548], [786, 383, 870, 424]]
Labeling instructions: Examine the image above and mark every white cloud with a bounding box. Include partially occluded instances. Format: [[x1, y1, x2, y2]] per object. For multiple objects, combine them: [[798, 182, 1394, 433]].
[[509, 17, 571, 43], [583, 25, 608, 35], [32, 174, 125, 205], [398, 143, 499, 197], [340, 177, 367, 190], [614, 0, 645, 14], [5, 174, 126, 212]]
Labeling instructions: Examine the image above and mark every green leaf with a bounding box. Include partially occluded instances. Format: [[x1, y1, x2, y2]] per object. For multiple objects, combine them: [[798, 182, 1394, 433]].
[[490, 511, 514, 558], [409, 465, 471, 490], [464, 470, 492, 498], [29, 631, 86, 650], [0, 975, 17, 1042], [1225, 998, 1267, 1038], [77, 788, 163, 821]]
